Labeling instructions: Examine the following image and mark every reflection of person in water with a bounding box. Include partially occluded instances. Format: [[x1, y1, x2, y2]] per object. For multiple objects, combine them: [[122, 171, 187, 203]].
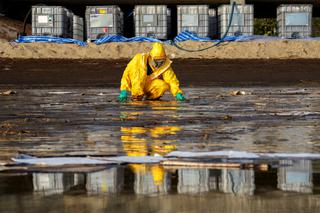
[[121, 126, 180, 194]]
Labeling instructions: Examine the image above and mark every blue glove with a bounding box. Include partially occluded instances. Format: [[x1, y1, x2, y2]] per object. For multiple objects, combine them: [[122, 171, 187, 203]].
[[118, 90, 128, 102], [175, 93, 186, 101]]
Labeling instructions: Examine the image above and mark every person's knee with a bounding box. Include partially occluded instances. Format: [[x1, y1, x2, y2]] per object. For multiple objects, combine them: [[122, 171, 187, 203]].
[[131, 87, 145, 100], [145, 80, 169, 100], [153, 79, 169, 92]]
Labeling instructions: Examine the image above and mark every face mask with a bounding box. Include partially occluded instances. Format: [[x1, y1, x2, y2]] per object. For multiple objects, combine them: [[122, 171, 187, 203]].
[[152, 59, 165, 68]]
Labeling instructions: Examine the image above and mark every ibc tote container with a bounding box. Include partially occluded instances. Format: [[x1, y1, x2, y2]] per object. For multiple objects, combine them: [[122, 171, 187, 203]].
[[32, 6, 70, 37], [177, 5, 209, 38], [73, 15, 84, 41], [277, 4, 312, 38], [209, 8, 218, 38], [66, 9, 74, 38], [86, 6, 123, 41], [218, 4, 254, 38], [134, 5, 170, 40], [167, 9, 172, 39]]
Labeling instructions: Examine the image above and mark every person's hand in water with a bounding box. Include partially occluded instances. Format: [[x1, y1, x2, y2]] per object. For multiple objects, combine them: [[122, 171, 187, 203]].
[[176, 93, 186, 101], [118, 90, 128, 102]]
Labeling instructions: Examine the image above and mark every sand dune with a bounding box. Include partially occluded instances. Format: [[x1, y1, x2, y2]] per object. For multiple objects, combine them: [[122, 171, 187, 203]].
[[0, 16, 31, 41], [1, 40, 320, 60]]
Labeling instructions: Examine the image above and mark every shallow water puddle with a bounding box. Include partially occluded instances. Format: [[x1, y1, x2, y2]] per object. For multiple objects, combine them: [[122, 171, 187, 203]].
[[1, 86, 319, 159], [0, 86, 320, 212], [0, 161, 320, 213]]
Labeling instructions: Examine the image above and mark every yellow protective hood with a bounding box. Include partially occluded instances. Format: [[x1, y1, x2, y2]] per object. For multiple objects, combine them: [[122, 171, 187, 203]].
[[149, 43, 167, 60]]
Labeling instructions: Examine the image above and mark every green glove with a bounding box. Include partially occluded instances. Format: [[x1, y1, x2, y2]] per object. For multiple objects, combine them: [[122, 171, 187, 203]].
[[176, 93, 186, 101], [118, 90, 128, 102]]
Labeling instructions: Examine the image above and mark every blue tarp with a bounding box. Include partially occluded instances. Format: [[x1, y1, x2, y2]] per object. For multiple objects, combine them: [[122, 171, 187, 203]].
[[94, 35, 162, 44], [174, 31, 217, 42], [14, 32, 320, 46], [93, 31, 216, 44], [94, 31, 281, 45], [94, 31, 221, 44], [15, 36, 87, 46], [174, 31, 282, 42]]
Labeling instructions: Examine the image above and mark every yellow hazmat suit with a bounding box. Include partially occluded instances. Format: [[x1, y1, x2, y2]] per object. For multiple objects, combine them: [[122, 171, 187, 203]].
[[119, 43, 185, 101]]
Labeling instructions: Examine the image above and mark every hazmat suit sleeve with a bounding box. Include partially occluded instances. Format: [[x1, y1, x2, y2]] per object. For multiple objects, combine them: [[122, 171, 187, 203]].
[[162, 67, 183, 97], [120, 56, 136, 92]]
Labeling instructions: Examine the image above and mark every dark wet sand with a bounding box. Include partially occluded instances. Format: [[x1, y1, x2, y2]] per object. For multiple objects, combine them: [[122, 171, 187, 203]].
[[1, 59, 320, 86]]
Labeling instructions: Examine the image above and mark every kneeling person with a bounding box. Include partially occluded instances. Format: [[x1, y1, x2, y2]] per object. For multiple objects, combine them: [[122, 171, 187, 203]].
[[118, 43, 186, 102]]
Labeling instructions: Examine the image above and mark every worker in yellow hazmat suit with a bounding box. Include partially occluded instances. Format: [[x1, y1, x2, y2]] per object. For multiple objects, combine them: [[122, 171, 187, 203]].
[[118, 43, 186, 102]]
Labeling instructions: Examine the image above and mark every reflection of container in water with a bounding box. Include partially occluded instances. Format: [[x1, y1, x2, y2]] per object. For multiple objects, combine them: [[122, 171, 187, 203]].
[[85, 6, 123, 41], [33, 173, 63, 195], [33, 173, 80, 195], [208, 169, 221, 191], [32, 6, 71, 38], [277, 4, 312, 38], [133, 165, 170, 195], [177, 169, 210, 194], [218, 4, 254, 38], [134, 5, 170, 40], [86, 167, 124, 194], [219, 169, 255, 195], [177, 5, 209, 38], [278, 160, 313, 193]]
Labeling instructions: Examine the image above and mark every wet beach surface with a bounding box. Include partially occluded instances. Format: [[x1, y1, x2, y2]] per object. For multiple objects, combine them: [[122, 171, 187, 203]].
[[0, 86, 320, 212], [1, 59, 320, 212], [0, 87, 320, 159]]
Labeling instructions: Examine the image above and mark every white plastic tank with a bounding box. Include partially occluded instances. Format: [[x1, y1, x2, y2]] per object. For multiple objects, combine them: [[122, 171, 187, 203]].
[[277, 4, 312, 38]]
